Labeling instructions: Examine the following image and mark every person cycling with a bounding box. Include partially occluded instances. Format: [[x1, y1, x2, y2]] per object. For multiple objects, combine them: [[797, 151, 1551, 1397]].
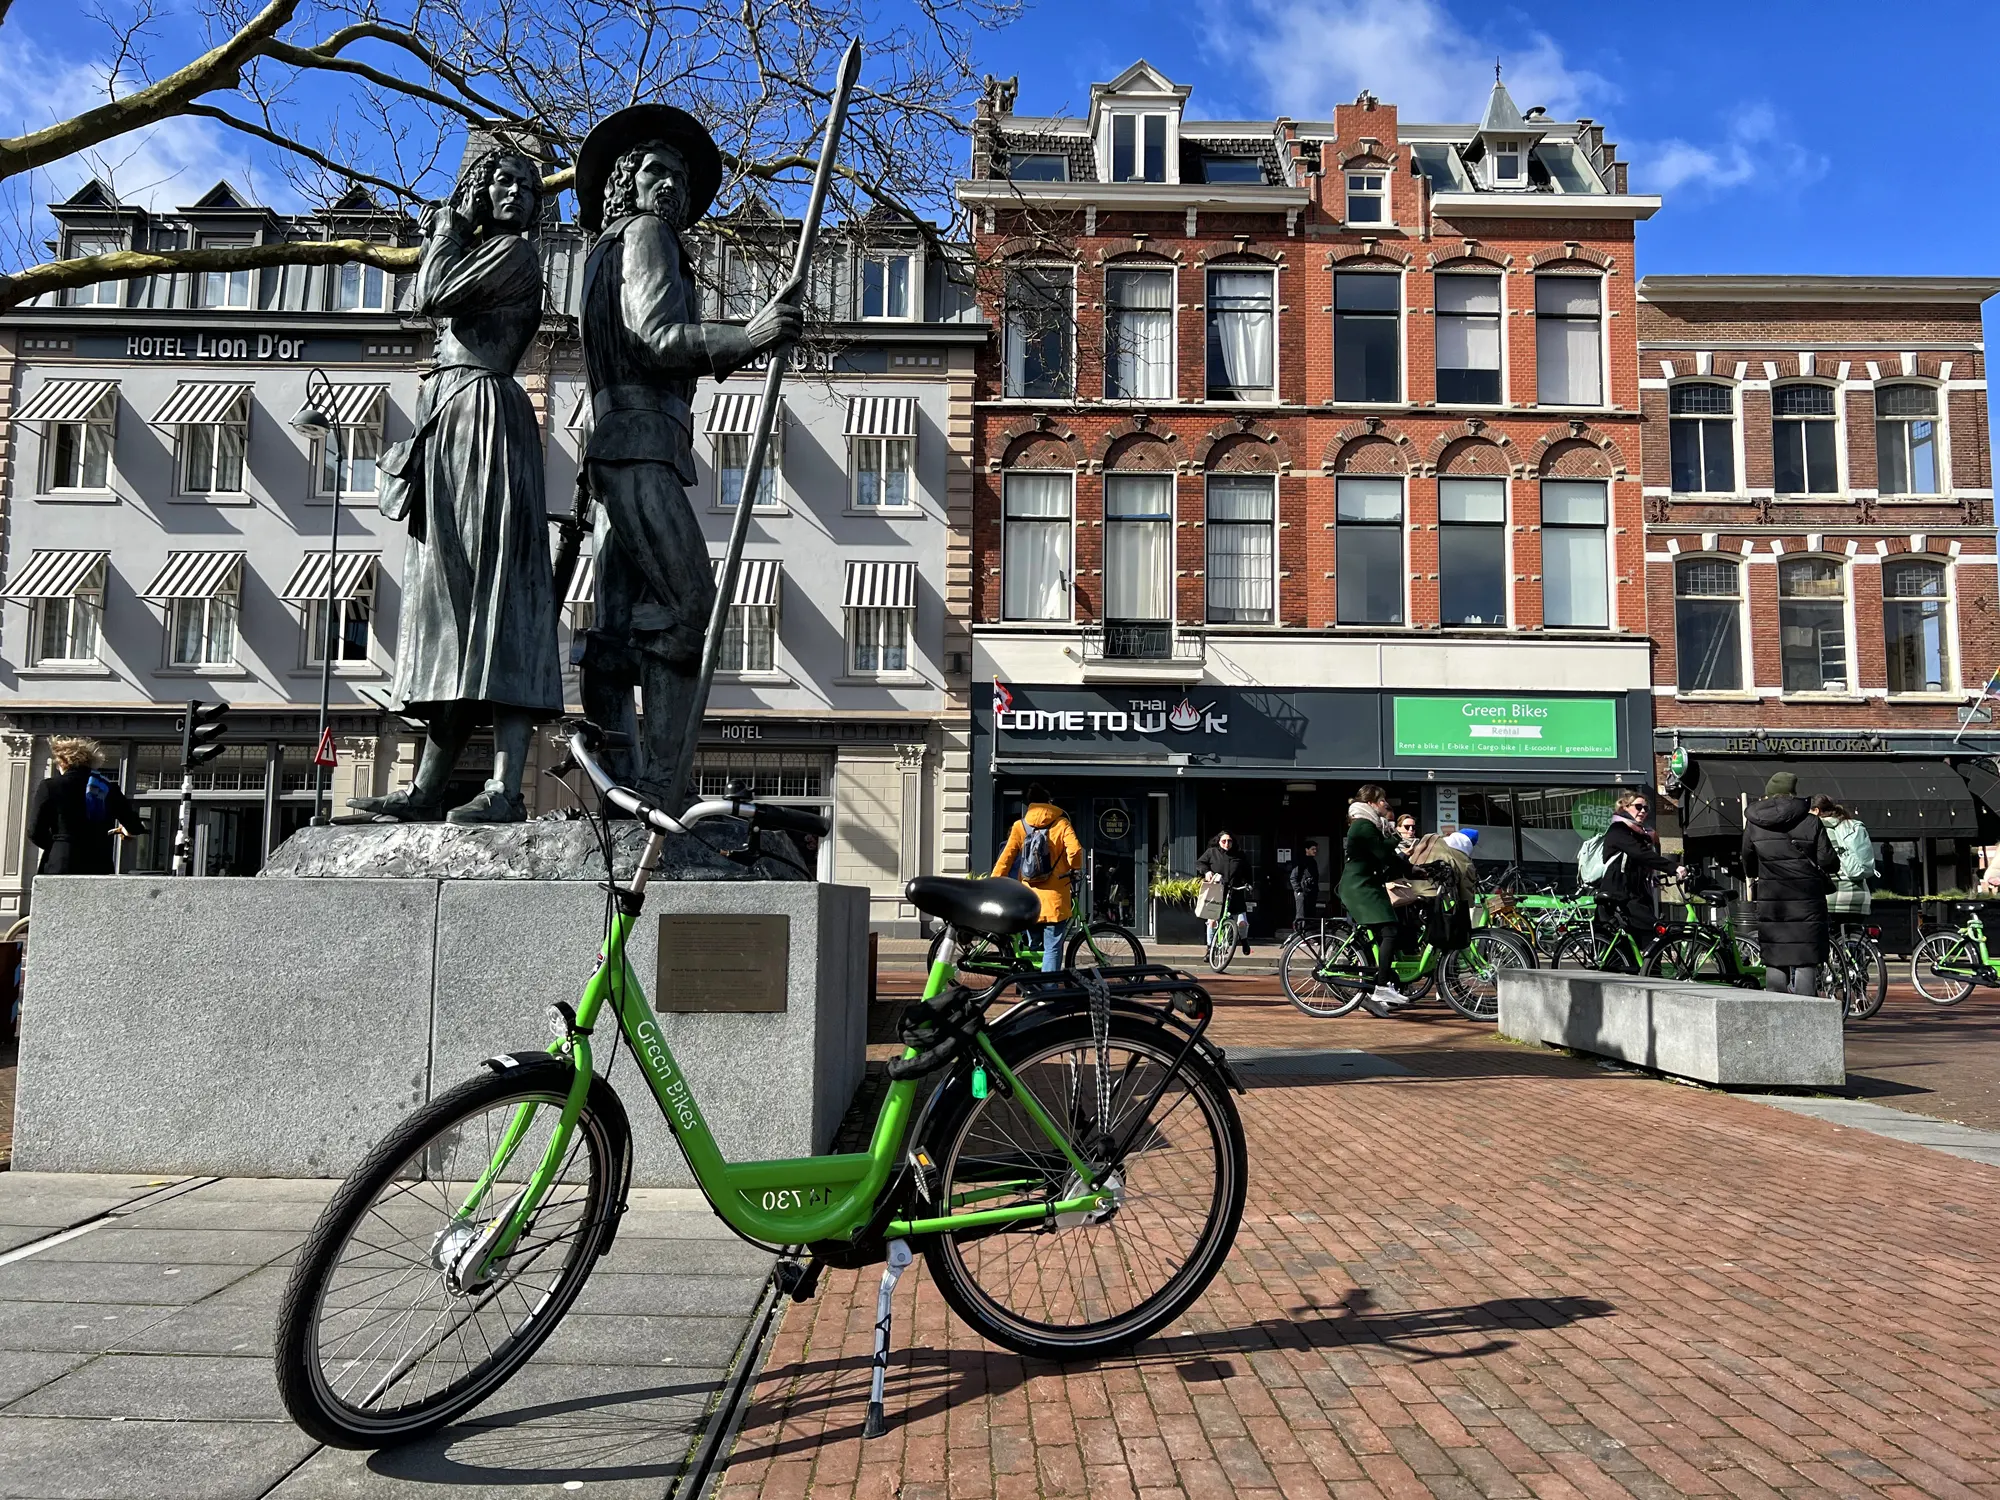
[[1196, 830, 1255, 956], [1339, 785, 1415, 1016]]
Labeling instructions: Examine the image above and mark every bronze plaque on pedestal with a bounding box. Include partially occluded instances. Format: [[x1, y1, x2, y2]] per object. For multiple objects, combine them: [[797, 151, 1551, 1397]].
[[655, 914, 790, 1012]]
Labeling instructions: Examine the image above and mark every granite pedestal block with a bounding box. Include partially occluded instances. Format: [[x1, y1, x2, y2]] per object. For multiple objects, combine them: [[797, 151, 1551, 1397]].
[[13, 876, 868, 1186], [1497, 967, 1845, 1088]]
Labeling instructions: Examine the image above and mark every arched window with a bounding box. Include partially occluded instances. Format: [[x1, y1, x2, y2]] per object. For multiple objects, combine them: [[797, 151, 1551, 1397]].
[[1772, 383, 1839, 494], [1778, 557, 1847, 693], [1883, 559, 1951, 693], [1674, 557, 1742, 692], [1668, 382, 1734, 493], [1104, 266, 1174, 401], [1876, 384, 1941, 495]]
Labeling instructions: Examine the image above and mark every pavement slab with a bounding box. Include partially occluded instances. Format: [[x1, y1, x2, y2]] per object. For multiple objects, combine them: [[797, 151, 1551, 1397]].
[[0, 1414, 319, 1500]]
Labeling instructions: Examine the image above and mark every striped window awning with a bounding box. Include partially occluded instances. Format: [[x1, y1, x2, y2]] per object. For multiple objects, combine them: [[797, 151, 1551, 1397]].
[[11, 379, 118, 426], [141, 551, 244, 601], [705, 392, 782, 435], [566, 390, 590, 431], [843, 560, 917, 609], [279, 551, 379, 604], [845, 396, 918, 439], [565, 552, 596, 606], [323, 384, 387, 428], [2, 549, 108, 600], [150, 381, 253, 427], [710, 557, 782, 607]]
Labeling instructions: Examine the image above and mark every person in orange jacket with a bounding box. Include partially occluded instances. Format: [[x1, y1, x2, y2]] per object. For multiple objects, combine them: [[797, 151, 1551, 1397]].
[[991, 783, 1085, 971]]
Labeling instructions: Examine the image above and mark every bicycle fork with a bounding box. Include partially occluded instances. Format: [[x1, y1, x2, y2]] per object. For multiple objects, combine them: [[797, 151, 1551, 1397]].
[[863, 1238, 914, 1439]]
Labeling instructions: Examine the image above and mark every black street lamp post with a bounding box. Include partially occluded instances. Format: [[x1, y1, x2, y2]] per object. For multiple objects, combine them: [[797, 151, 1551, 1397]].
[[289, 369, 343, 826]]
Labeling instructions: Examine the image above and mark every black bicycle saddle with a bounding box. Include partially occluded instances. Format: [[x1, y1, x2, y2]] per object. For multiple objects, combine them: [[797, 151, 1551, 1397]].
[[905, 876, 1043, 937]]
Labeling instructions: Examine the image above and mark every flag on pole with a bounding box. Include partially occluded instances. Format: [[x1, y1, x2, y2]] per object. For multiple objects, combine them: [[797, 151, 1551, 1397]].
[[1953, 665, 2000, 744]]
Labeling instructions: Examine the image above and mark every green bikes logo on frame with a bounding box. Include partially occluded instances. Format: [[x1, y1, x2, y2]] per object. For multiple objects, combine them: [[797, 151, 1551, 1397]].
[[1392, 696, 1619, 760]]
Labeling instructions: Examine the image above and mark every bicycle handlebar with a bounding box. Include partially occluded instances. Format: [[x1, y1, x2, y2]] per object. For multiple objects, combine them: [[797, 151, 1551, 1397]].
[[566, 721, 832, 841]]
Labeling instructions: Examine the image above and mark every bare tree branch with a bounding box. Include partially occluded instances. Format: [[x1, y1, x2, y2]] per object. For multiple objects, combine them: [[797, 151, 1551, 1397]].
[[2, 237, 415, 309]]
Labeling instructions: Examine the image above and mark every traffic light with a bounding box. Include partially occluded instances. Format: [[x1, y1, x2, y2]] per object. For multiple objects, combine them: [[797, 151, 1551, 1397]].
[[179, 699, 229, 769]]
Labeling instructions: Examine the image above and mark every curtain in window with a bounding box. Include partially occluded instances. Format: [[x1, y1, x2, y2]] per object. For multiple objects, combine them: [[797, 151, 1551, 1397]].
[[1206, 476, 1276, 622], [1435, 275, 1501, 404], [1206, 271, 1273, 398], [1540, 480, 1607, 627], [1104, 474, 1173, 621], [1003, 473, 1072, 620], [1535, 277, 1601, 405], [1106, 269, 1173, 400]]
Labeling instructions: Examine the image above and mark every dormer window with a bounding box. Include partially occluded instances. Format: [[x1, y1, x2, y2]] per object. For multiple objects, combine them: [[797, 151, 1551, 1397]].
[[1110, 113, 1168, 183], [1007, 154, 1068, 182], [64, 236, 125, 308], [1199, 155, 1265, 185], [1345, 172, 1386, 223], [1492, 142, 1522, 186]]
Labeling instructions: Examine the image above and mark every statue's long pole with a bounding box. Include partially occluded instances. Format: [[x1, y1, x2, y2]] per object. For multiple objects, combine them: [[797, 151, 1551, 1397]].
[[670, 38, 864, 810]]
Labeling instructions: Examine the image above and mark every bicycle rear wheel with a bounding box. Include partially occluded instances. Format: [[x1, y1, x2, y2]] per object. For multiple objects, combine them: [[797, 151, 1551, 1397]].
[[1279, 927, 1363, 1017], [1069, 923, 1145, 973], [1439, 930, 1532, 1020], [922, 1012, 1246, 1360], [1911, 932, 1977, 1005], [275, 1062, 624, 1448]]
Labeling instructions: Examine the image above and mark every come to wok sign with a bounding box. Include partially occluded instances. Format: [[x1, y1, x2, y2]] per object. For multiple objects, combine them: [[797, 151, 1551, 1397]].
[[1394, 697, 1618, 759]]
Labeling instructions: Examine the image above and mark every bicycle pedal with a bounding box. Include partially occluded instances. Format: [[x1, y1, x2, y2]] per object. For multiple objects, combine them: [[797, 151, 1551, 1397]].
[[774, 1259, 823, 1303], [908, 1146, 938, 1203]]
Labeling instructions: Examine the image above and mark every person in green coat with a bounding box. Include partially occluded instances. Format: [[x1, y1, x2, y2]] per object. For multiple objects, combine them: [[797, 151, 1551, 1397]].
[[1338, 783, 1415, 1017]]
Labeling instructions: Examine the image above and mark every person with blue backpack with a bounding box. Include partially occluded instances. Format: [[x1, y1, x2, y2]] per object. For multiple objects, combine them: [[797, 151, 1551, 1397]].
[[28, 736, 145, 876], [991, 783, 1084, 971]]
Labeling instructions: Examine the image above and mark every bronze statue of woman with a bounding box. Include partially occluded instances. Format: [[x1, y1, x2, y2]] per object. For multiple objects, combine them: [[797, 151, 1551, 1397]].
[[353, 145, 563, 823]]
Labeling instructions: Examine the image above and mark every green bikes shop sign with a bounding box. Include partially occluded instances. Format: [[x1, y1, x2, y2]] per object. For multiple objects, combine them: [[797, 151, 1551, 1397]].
[[1393, 696, 1619, 760]]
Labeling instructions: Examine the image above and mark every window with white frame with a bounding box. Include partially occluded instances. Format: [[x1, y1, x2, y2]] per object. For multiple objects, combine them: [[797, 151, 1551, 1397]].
[[64, 236, 125, 307], [1778, 557, 1847, 693], [1104, 474, 1173, 625], [720, 242, 783, 319], [1206, 474, 1276, 624], [333, 260, 388, 312], [1004, 265, 1074, 399], [170, 590, 238, 667], [1535, 276, 1602, 406], [43, 400, 115, 492], [1345, 172, 1386, 224], [861, 251, 915, 320], [1105, 267, 1174, 401], [1002, 471, 1072, 621], [179, 400, 249, 495], [1333, 271, 1399, 404], [1674, 557, 1743, 692], [720, 601, 778, 672], [1109, 113, 1168, 183], [847, 606, 910, 674], [1883, 558, 1951, 694], [1006, 154, 1067, 182], [851, 436, 913, 508], [1540, 479, 1608, 627], [307, 581, 374, 665], [1490, 140, 1523, 186], [1206, 267, 1275, 402], [315, 404, 385, 497], [198, 240, 254, 308], [1435, 273, 1502, 405], [31, 562, 105, 666], [1876, 384, 1941, 495], [714, 428, 782, 508], [1669, 382, 1735, 493], [1335, 476, 1403, 625], [1439, 477, 1506, 625], [1772, 384, 1839, 494]]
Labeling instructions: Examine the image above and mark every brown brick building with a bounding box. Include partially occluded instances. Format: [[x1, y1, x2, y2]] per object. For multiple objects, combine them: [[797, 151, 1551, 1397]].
[[958, 62, 1662, 931], [1638, 276, 2000, 894]]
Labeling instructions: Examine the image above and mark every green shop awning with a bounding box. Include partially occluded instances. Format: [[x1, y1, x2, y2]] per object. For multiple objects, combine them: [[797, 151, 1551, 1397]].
[[1679, 756, 1978, 840]]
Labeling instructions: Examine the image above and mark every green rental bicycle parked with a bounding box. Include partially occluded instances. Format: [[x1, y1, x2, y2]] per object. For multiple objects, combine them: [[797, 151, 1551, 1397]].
[[276, 721, 1247, 1449], [923, 872, 1145, 985]]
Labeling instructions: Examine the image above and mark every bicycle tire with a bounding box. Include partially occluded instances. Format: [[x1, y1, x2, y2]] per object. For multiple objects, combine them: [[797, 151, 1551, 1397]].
[[1068, 923, 1145, 973], [1910, 932, 1977, 1005], [1204, 916, 1236, 973], [275, 1061, 624, 1448], [921, 1010, 1247, 1360], [1552, 930, 1610, 971], [1855, 937, 1890, 1018], [1439, 930, 1533, 1021], [1279, 928, 1364, 1017]]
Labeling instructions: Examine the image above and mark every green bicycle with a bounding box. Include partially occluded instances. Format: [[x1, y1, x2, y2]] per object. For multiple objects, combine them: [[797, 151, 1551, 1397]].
[[276, 721, 1247, 1449], [1910, 905, 2000, 1005], [924, 873, 1144, 984], [1204, 882, 1252, 973]]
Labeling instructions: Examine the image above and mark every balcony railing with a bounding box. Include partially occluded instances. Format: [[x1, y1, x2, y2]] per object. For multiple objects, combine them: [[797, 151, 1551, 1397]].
[[1081, 622, 1204, 663]]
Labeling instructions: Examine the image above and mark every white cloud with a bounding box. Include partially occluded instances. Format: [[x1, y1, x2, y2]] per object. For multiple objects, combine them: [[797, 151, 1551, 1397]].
[[1201, 0, 1608, 123], [1638, 104, 1827, 198]]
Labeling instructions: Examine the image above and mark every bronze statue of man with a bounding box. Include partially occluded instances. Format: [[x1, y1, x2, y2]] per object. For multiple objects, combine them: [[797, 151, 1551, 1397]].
[[353, 143, 563, 823], [572, 105, 803, 803]]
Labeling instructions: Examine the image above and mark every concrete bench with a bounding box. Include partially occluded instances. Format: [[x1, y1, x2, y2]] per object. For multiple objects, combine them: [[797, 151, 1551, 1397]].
[[1498, 967, 1844, 1089], [12, 876, 868, 1187]]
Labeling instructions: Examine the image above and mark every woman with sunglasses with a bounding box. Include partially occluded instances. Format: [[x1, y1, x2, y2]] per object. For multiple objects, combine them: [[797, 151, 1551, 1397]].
[[1595, 790, 1684, 972]]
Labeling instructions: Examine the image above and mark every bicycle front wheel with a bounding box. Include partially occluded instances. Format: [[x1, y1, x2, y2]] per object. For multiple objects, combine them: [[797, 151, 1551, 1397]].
[[1911, 932, 1977, 1005], [1204, 919, 1236, 973], [1069, 923, 1145, 974], [1439, 930, 1533, 1021], [922, 1012, 1246, 1360], [1279, 927, 1363, 1017], [275, 1062, 624, 1448]]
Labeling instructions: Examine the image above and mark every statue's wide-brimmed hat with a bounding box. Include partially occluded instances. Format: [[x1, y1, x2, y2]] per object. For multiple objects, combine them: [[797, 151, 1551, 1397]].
[[574, 103, 723, 234]]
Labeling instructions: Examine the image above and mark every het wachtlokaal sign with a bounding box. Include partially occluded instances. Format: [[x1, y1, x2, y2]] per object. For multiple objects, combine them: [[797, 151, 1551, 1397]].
[[1393, 697, 1618, 759]]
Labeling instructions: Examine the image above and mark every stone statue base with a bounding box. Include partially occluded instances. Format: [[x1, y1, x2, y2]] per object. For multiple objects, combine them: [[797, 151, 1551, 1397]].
[[261, 817, 811, 882]]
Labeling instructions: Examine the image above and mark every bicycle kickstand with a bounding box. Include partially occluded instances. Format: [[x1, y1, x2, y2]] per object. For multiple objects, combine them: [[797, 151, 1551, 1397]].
[[863, 1238, 914, 1439]]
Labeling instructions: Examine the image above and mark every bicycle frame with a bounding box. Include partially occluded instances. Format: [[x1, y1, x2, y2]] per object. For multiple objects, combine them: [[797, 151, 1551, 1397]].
[[457, 831, 1112, 1277], [1927, 911, 1997, 978]]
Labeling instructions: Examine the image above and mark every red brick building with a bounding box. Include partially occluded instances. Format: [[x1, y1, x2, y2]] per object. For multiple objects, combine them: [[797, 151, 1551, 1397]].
[[958, 62, 1661, 929], [1638, 276, 2000, 894]]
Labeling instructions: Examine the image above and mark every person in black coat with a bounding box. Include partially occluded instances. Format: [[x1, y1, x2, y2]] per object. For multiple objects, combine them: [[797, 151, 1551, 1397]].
[[29, 737, 145, 876], [1196, 831, 1255, 955], [1595, 789, 1681, 971], [1289, 841, 1320, 931], [1741, 770, 1838, 995]]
